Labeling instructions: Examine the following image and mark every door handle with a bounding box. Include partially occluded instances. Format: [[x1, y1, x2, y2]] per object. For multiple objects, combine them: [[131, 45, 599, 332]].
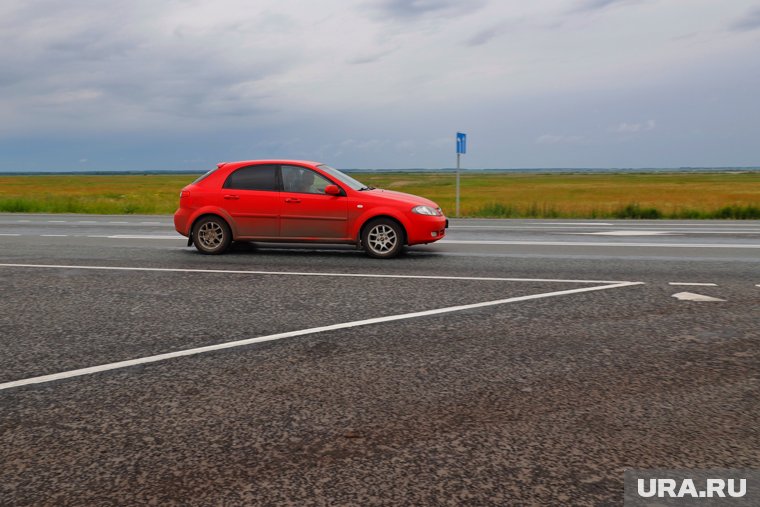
[[285, 197, 301, 203], [223, 194, 240, 200]]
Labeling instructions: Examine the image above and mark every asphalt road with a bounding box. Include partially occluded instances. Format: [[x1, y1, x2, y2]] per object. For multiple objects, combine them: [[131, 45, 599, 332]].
[[1, 213, 759, 505]]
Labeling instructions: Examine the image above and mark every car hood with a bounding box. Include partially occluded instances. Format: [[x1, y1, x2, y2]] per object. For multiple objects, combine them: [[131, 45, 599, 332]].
[[366, 188, 439, 208]]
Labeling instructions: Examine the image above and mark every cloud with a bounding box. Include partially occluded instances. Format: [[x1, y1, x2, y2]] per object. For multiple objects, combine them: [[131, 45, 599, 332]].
[[347, 49, 393, 65], [365, 0, 486, 20], [465, 24, 509, 47], [728, 7, 760, 32], [570, 0, 640, 14], [612, 120, 656, 133], [535, 134, 584, 145]]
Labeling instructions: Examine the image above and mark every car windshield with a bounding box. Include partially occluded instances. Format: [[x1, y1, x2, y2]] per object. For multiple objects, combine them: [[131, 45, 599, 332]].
[[317, 164, 373, 191]]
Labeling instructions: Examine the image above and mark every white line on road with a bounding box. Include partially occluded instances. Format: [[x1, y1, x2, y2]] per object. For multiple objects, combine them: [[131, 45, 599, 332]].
[[47, 220, 66, 223], [566, 231, 676, 236], [0, 281, 641, 391], [39, 234, 68, 237], [668, 282, 718, 287], [672, 292, 726, 302], [108, 221, 129, 224], [108, 234, 179, 239], [450, 223, 613, 228], [0, 263, 636, 285], [0, 233, 20, 236], [441, 240, 760, 249]]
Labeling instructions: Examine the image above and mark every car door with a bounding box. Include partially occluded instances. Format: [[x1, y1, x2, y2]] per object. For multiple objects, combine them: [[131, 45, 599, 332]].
[[279, 165, 348, 240], [220, 164, 280, 238]]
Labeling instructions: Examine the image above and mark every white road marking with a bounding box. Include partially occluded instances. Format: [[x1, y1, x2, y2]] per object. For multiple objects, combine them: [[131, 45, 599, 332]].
[[139, 221, 162, 225], [672, 292, 725, 302], [0, 281, 641, 391], [109, 221, 129, 224], [77, 221, 97, 224], [668, 282, 718, 287], [16, 220, 30, 223], [108, 234, 179, 239], [441, 240, 760, 249], [0, 233, 21, 236], [450, 223, 613, 228], [566, 231, 676, 236], [40, 234, 68, 237], [47, 220, 66, 223], [0, 263, 636, 285]]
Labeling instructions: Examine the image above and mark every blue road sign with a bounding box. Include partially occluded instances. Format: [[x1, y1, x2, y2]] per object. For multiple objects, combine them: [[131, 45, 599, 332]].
[[456, 132, 467, 154]]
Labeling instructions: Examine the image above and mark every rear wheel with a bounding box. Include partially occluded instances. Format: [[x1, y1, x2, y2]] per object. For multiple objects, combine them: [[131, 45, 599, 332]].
[[362, 218, 404, 259], [192, 216, 232, 255]]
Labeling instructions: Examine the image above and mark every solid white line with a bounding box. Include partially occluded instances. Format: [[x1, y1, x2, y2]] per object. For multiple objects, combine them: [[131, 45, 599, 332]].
[[0, 281, 641, 391], [108, 235, 180, 239], [668, 282, 718, 287], [450, 223, 613, 228], [40, 234, 68, 237], [0, 263, 634, 284], [441, 240, 760, 249]]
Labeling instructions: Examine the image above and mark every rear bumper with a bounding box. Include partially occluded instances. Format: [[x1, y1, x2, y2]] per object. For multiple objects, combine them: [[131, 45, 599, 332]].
[[174, 208, 192, 237]]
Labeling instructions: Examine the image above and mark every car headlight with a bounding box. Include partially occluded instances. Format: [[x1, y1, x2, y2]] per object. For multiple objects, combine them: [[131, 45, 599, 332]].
[[412, 205, 441, 216]]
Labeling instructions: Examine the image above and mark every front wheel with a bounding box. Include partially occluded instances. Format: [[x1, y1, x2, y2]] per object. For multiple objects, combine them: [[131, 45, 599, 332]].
[[362, 219, 404, 259], [192, 216, 232, 255]]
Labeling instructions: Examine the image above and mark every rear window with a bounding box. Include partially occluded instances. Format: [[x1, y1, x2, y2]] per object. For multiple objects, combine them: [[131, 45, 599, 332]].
[[192, 168, 216, 184], [223, 164, 278, 191]]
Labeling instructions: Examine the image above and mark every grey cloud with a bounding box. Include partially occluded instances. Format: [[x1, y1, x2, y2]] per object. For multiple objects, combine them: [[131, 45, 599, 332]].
[[729, 7, 760, 32], [571, 0, 638, 13], [366, 0, 486, 20], [0, 0, 299, 127], [465, 23, 508, 46], [347, 50, 393, 65]]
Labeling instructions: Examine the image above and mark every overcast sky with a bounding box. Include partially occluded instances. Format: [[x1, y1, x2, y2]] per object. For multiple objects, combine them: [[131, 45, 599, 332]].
[[1, 0, 759, 171]]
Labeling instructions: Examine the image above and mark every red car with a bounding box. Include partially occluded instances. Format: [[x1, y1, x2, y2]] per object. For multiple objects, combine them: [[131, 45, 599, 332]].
[[174, 160, 447, 258]]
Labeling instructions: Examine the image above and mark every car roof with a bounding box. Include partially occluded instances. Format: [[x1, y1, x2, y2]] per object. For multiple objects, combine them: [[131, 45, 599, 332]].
[[221, 159, 322, 168]]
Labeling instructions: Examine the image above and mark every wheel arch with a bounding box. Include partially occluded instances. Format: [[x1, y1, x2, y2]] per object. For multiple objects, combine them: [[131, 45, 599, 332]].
[[190, 210, 236, 239], [359, 214, 408, 246]]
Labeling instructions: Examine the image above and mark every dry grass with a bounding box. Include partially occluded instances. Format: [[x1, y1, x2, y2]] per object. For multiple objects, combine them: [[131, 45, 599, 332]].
[[1, 172, 759, 218]]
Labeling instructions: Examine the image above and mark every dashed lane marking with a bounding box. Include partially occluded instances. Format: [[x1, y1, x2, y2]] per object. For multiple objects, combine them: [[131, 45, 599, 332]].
[[672, 292, 726, 302], [668, 282, 718, 287], [0, 281, 641, 391]]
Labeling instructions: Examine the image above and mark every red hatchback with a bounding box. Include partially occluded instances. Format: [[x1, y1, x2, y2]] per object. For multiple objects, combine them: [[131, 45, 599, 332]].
[[174, 160, 447, 258]]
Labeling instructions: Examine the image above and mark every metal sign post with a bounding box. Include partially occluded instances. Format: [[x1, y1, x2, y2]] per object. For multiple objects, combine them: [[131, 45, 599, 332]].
[[455, 132, 466, 218]]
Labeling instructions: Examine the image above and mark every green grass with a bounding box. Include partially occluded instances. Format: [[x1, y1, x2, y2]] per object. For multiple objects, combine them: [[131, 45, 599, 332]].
[[1, 172, 759, 219]]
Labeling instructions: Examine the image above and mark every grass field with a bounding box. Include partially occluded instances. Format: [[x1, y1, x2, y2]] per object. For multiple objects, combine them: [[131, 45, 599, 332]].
[[1, 172, 759, 219]]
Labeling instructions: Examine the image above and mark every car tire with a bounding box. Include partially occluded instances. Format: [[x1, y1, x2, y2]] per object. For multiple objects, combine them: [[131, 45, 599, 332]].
[[362, 218, 404, 259], [192, 215, 232, 255]]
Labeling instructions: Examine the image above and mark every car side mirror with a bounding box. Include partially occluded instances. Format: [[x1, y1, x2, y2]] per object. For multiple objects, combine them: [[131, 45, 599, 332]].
[[324, 184, 341, 196]]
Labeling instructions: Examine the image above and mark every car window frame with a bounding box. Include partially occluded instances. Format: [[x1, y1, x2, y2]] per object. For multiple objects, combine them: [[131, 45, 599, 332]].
[[278, 164, 346, 196], [222, 163, 281, 192]]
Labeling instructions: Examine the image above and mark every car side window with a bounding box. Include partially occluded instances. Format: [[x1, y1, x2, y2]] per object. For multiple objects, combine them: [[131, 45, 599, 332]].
[[223, 165, 278, 191], [281, 165, 332, 195]]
